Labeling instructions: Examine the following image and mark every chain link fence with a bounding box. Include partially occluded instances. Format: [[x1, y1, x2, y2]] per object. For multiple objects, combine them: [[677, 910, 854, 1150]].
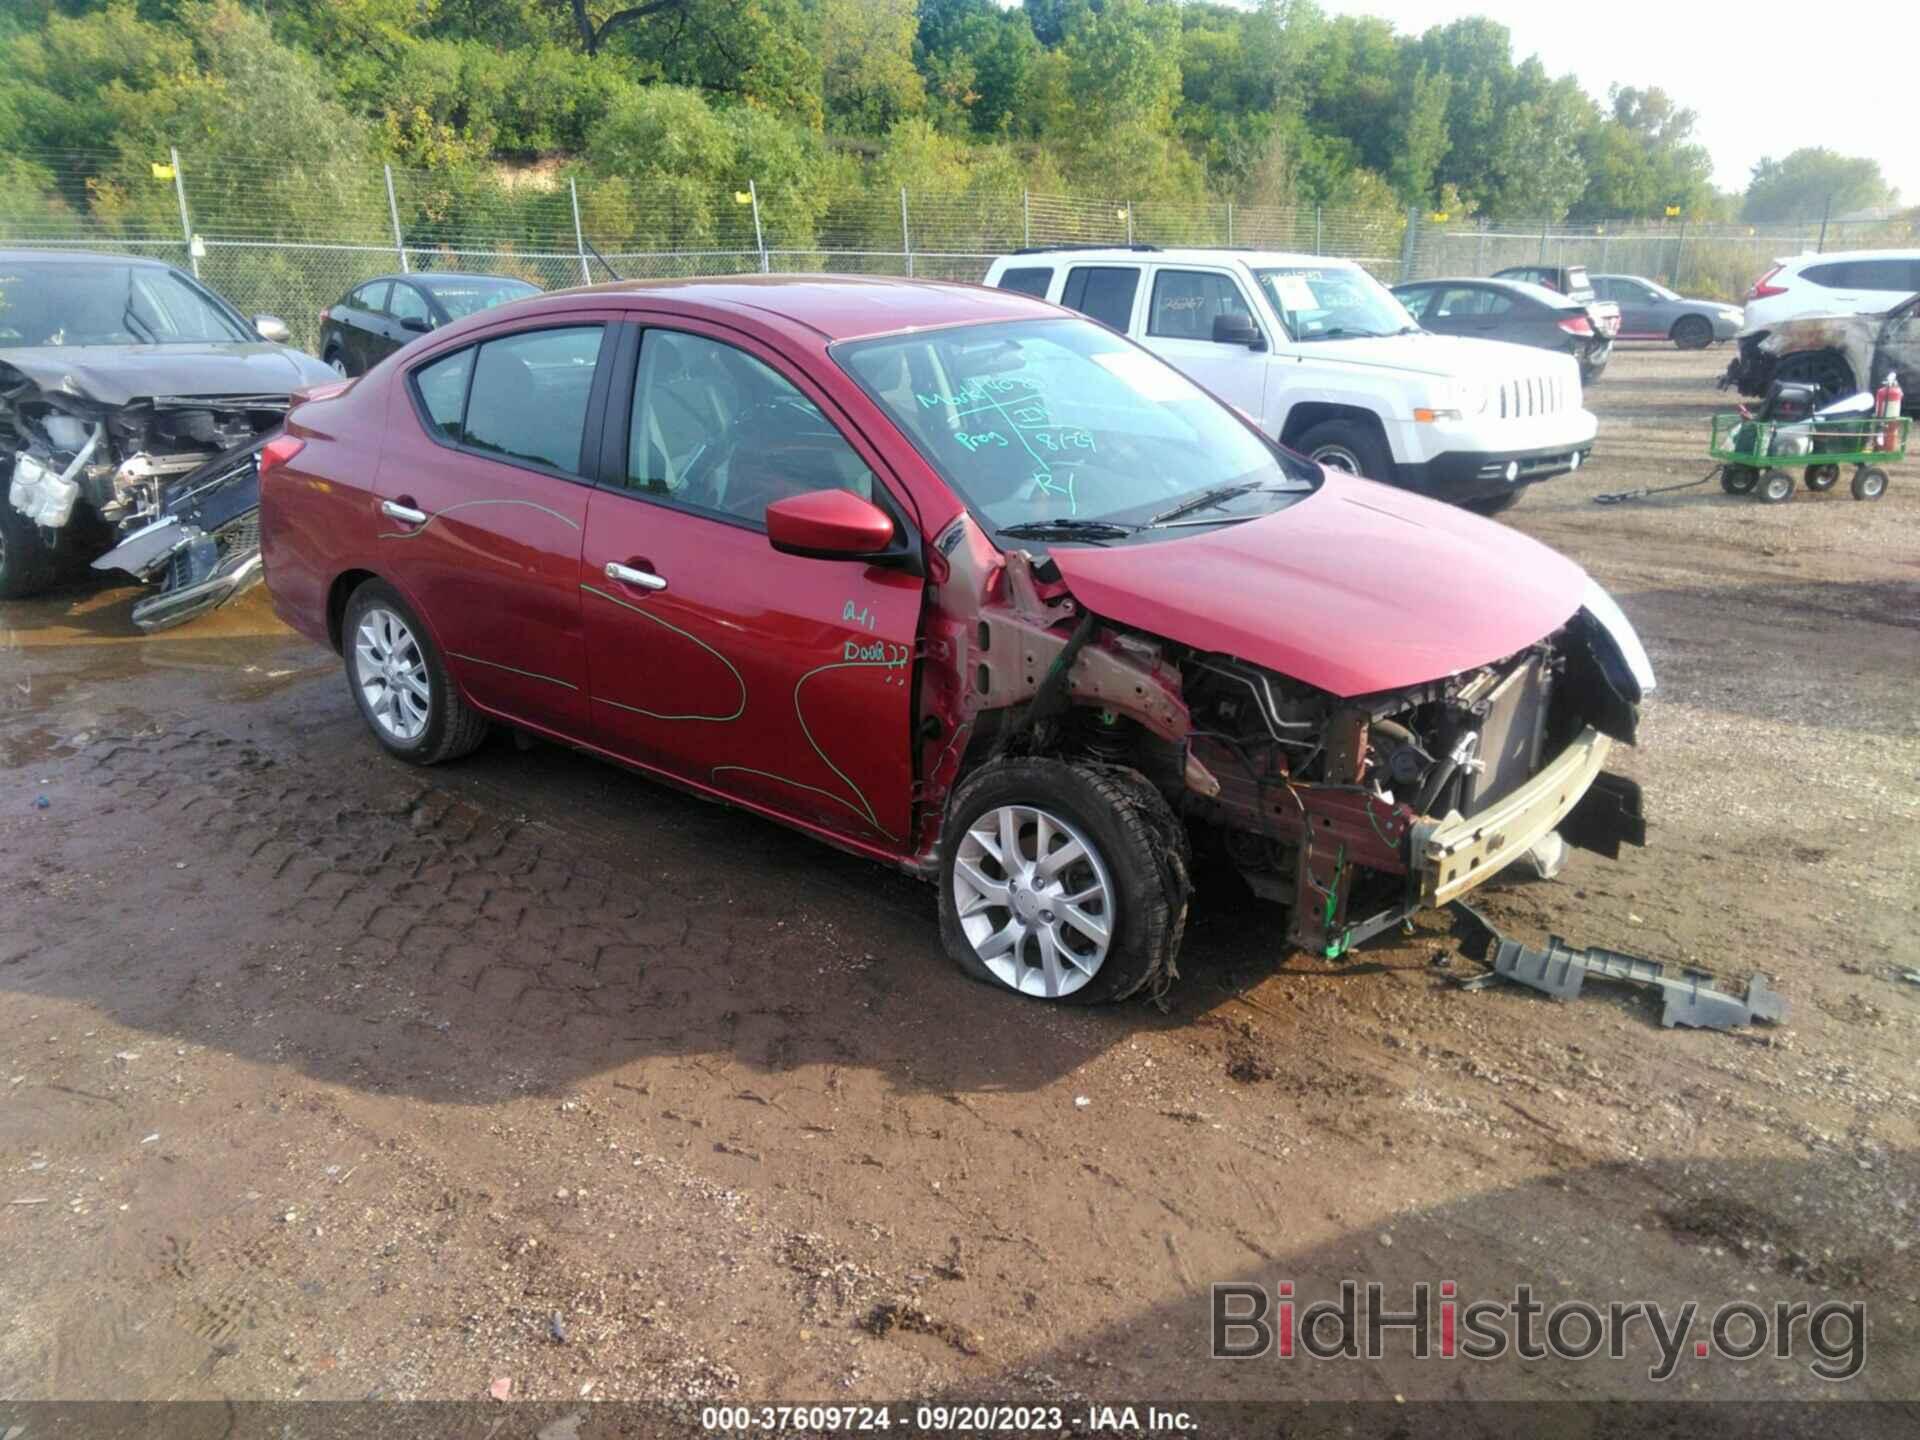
[[5, 146, 1916, 354]]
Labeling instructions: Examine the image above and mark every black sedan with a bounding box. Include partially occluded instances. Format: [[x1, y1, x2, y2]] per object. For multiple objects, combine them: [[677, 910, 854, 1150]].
[[317, 272, 539, 376], [1392, 276, 1615, 383]]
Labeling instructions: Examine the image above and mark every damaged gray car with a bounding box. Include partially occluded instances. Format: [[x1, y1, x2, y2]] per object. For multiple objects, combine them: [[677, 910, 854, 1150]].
[[1722, 290, 1920, 406], [1, 249, 336, 625]]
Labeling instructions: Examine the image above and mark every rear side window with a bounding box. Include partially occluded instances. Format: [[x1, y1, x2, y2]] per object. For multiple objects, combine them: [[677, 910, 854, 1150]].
[[1798, 259, 1918, 290], [1434, 287, 1512, 318], [350, 282, 390, 313], [412, 325, 603, 474], [1802, 261, 1849, 288], [996, 267, 1054, 298], [1147, 270, 1255, 340], [1060, 266, 1139, 331], [413, 347, 471, 438]]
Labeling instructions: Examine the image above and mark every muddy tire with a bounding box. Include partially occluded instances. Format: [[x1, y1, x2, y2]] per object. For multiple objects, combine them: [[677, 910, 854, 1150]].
[[342, 579, 488, 765], [1672, 316, 1713, 351], [1804, 464, 1840, 492], [938, 760, 1189, 1005], [0, 490, 60, 600], [1295, 419, 1394, 485]]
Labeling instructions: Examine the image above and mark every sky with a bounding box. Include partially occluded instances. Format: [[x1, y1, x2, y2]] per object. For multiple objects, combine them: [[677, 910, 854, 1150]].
[[1312, 0, 1919, 205]]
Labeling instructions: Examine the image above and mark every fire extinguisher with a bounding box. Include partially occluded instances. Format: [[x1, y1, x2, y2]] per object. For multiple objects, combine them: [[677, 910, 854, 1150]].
[[1876, 370, 1903, 452]]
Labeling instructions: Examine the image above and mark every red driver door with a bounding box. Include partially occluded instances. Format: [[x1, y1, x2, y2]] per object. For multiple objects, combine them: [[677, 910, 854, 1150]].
[[579, 320, 923, 853]]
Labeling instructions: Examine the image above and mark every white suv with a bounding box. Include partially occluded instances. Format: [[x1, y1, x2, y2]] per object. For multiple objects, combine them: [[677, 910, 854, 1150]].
[[1743, 250, 1920, 329], [984, 247, 1597, 514]]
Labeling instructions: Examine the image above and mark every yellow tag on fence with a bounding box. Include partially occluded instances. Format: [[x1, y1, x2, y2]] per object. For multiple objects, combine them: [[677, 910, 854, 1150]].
[[151, 162, 176, 181]]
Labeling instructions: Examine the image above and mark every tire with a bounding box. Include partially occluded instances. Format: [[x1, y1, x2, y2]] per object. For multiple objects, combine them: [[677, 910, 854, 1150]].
[[937, 759, 1190, 1005], [1851, 466, 1889, 501], [1462, 490, 1520, 517], [1773, 350, 1856, 405], [1755, 469, 1795, 504], [324, 347, 350, 378], [1672, 316, 1713, 350], [1294, 419, 1394, 484], [1804, 464, 1840, 492], [1721, 465, 1759, 495], [341, 578, 488, 765], [0, 488, 60, 600]]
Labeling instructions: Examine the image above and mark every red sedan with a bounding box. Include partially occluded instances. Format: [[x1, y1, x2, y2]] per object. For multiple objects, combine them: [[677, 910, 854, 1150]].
[[260, 275, 1653, 1003]]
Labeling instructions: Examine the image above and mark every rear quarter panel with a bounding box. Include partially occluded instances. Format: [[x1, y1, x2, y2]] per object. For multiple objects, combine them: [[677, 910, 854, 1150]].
[[260, 378, 391, 650]]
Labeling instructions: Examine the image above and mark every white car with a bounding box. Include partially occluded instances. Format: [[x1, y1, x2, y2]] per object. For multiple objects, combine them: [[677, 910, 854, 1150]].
[[1743, 250, 1920, 330], [984, 247, 1597, 515]]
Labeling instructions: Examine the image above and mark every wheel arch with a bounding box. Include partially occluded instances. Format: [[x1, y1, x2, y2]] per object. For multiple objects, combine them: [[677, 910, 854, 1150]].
[[1279, 401, 1391, 455], [325, 568, 379, 652]]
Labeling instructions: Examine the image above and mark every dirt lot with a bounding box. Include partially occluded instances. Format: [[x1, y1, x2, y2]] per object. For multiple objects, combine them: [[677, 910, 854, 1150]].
[[1, 345, 1916, 1415]]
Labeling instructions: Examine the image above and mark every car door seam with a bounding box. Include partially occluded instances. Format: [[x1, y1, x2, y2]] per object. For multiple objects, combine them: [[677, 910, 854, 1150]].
[[378, 497, 582, 540], [446, 653, 579, 690], [578, 581, 747, 721]]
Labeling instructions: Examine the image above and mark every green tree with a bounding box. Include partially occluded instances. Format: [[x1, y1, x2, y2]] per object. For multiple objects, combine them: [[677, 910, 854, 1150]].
[[818, 0, 924, 134], [1743, 148, 1895, 222]]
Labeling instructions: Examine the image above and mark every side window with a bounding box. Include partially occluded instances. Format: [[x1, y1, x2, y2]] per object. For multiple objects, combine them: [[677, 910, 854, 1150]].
[[1397, 287, 1435, 319], [1060, 266, 1140, 332], [413, 347, 472, 440], [996, 267, 1054, 299], [1803, 262, 1850, 289], [1434, 287, 1491, 318], [626, 330, 877, 526], [1851, 259, 1913, 291], [388, 284, 432, 327], [451, 325, 602, 474], [1148, 270, 1254, 341], [351, 282, 391, 313]]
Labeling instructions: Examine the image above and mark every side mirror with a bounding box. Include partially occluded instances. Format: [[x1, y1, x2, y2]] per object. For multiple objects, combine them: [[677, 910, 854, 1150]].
[[400, 315, 431, 334], [253, 314, 291, 344], [766, 489, 896, 560], [1213, 312, 1265, 350]]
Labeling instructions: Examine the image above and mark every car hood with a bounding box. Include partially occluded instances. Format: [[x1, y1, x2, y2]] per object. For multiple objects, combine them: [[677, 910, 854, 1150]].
[[0, 342, 336, 406], [1047, 472, 1587, 697], [1292, 331, 1579, 381]]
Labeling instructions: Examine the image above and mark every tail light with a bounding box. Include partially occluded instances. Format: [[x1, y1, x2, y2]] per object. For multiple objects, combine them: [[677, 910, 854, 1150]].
[[1557, 314, 1594, 336], [1748, 265, 1787, 300], [318, 307, 332, 325], [259, 434, 306, 481]]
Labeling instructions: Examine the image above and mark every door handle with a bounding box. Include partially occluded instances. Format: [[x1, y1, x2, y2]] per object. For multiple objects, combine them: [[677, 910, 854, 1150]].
[[381, 499, 427, 525], [605, 560, 667, 592]]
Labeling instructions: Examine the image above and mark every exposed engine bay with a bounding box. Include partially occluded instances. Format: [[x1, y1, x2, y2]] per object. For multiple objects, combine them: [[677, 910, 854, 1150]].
[[2, 368, 285, 627], [915, 514, 1649, 963]]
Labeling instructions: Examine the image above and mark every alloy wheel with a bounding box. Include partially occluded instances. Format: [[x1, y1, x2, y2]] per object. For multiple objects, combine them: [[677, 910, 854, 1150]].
[[353, 607, 431, 742], [1312, 444, 1363, 475], [951, 804, 1114, 999]]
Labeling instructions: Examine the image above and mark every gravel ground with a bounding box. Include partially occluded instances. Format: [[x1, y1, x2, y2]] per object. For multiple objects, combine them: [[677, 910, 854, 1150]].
[[0, 344, 1915, 1418]]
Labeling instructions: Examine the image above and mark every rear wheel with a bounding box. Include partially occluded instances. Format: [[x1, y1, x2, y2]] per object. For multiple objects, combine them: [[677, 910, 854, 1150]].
[[1804, 463, 1840, 492], [938, 760, 1189, 1004], [1294, 419, 1394, 484], [324, 346, 349, 377], [1672, 316, 1713, 350], [1851, 466, 1889, 501], [1721, 465, 1759, 495], [342, 579, 488, 765], [0, 493, 59, 600], [1755, 469, 1796, 504]]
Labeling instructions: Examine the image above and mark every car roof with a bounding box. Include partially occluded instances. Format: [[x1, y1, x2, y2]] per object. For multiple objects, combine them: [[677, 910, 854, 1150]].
[[1003, 247, 1362, 270], [409, 273, 539, 290], [535, 273, 1062, 343], [1785, 248, 1920, 263], [0, 248, 177, 268]]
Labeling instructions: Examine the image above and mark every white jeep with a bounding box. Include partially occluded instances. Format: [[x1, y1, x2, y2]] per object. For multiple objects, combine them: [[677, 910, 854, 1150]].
[[983, 247, 1598, 514]]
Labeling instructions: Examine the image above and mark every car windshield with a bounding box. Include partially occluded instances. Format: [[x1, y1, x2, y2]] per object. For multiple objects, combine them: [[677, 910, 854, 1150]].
[[421, 277, 539, 320], [1253, 265, 1416, 340], [0, 262, 250, 346], [835, 317, 1315, 541]]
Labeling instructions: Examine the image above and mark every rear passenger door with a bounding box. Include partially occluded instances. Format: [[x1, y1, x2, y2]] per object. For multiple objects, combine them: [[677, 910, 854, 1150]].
[[1057, 265, 1141, 334], [1137, 266, 1269, 419], [374, 314, 617, 734], [342, 282, 390, 374]]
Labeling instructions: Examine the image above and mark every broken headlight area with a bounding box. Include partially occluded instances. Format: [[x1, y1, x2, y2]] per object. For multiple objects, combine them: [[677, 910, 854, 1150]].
[[1170, 618, 1646, 958], [3, 376, 286, 625]]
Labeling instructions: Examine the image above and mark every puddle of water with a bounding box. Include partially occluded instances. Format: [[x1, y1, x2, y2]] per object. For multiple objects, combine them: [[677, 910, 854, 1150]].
[[1, 578, 290, 651]]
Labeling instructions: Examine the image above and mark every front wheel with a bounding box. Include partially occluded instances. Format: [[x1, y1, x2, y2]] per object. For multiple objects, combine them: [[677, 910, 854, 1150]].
[[342, 579, 488, 764], [1721, 465, 1759, 495], [1672, 316, 1713, 351], [1804, 464, 1840, 492], [1293, 419, 1394, 485], [1851, 466, 1889, 501], [1755, 469, 1796, 504], [938, 760, 1189, 1004]]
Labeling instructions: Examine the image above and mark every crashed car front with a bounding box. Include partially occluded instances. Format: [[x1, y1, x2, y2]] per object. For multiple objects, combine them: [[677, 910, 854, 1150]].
[[1721, 310, 1881, 401], [0, 252, 335, 622]]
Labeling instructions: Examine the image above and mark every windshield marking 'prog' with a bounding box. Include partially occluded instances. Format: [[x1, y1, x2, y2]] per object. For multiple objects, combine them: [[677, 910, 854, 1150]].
[[922, 374, 1095, 514]]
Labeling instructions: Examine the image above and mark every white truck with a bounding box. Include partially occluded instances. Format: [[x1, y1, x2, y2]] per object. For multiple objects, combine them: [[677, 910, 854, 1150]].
[[983, 246, 1598, 514]]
